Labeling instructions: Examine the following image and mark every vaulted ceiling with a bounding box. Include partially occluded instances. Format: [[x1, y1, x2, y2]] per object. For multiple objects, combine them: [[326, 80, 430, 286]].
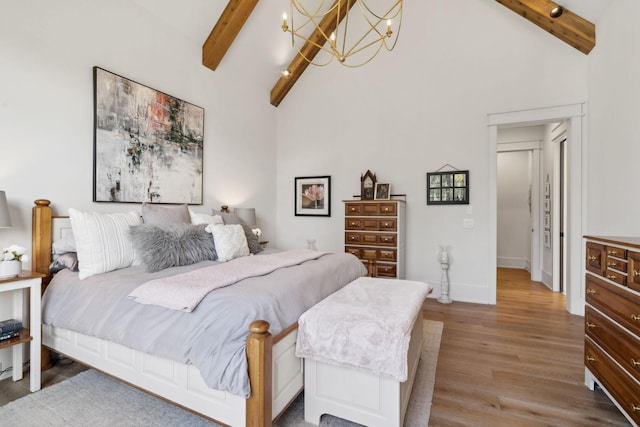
[[132, 0, 613, 108]]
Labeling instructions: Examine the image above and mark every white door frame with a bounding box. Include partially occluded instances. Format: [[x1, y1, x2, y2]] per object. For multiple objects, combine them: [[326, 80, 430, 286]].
[[488, 104, 586, 314]]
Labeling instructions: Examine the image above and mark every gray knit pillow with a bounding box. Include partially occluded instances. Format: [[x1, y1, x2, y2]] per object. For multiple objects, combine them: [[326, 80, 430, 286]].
[[129, 224, 217, 272]]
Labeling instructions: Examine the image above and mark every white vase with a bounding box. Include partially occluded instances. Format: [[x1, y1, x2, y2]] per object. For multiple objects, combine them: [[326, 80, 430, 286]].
[[0, 260, 21, 279]]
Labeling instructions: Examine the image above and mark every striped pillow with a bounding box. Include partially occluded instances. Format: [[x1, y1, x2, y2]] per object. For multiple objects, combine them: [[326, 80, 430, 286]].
[[69, 208, 142, 279]]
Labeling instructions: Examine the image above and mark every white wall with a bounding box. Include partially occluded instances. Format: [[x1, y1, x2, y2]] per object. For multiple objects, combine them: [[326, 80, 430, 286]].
[[587, 0, 640, 234], [275, 0, 588, 302], [497, 151, 531, 269], [0, 1, 277, 378]]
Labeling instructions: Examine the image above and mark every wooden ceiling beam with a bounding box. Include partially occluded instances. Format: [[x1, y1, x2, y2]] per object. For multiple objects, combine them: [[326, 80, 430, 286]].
[[270, 0, 355, 107], [494, 0, 595, 55], [202, 0, 260, 71]]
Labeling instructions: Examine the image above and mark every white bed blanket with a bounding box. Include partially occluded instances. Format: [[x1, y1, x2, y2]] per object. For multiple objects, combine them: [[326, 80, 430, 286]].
[[129, 249, 327, 312], [295, 277, 432, 382]]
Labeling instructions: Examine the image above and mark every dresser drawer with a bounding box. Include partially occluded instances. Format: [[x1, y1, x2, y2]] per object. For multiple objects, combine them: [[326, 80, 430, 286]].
[[345, 203, 363, 216], [345, 247, 361, 258], [628, 251, 640, 293], [585, 338, 640, 425], [378, 218, 396, 231], [586, 242, 605, 275], [378, 249, 397, 262], [345, 218, 363, 230], [375, 263, 397, 278], [606, 257, 627, 274], [345, 218, 397, 231], [586, 306, 640, 384], [345, 203, 395, 216], [604, 269, 626, 286], [377, 203, 397, 216], [586, 274, 640, 337], [606, 245, 627, 260], [345, 232, 397, 247]]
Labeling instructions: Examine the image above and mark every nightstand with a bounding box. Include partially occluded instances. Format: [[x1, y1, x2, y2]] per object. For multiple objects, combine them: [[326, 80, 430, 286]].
[[0, 271, 44, 392]]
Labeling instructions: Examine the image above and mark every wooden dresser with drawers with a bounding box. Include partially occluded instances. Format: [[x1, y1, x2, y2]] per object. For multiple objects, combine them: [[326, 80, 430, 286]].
[[584, 236, 640, 426], [344, 200, 405, 279]]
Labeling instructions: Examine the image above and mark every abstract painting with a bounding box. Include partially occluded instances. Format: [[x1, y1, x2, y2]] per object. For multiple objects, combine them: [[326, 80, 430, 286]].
[[93, 67, 204, 204]]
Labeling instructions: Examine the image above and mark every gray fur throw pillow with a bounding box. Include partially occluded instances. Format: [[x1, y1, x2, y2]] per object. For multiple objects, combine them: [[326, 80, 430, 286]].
[[129, 224, 217, 273]]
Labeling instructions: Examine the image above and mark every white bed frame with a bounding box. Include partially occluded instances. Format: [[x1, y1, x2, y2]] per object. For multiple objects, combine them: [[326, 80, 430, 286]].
[[32, 200, 303, 427]]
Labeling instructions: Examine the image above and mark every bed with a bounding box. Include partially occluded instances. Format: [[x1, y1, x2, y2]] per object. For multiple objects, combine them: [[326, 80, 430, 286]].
[[31, 199, 367, 427]]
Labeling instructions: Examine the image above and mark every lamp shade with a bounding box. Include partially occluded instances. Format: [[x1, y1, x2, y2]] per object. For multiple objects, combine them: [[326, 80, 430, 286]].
[[234, 207, 256, 228], [0, 191, 12, 228]]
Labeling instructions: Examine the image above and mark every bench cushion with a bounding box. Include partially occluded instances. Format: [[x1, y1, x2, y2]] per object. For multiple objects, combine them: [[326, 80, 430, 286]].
[[295, 277, 432, 381]]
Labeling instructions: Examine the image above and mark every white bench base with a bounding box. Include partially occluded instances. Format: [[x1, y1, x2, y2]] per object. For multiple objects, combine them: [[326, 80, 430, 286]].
[[303, 317, 423, 427]]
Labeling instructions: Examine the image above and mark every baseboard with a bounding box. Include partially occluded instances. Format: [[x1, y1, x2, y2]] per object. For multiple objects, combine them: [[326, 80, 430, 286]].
[[497, 257, 528, 269], [541, 269, 553, 289]]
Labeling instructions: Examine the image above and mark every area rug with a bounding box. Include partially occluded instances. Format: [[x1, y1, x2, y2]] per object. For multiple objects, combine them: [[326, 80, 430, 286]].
[[0, 320, 443, 427]]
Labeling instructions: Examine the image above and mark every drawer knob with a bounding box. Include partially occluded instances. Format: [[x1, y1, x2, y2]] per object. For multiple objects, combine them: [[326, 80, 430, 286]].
[[608, 250, 618, 255], [607, 274, 617, 280], [383, 222, 389, 226], [631, 358, 640, 367], [383, 207, 389, 212], [586, 355, 596, 363], [632, 404, 640, 412], [632, 314, 640, 322], [588, 255, 597, 261], [607, 262, 616, 267], [634, 270, 640, 277], [586, 288, 596, 296], [351, 207, 356, 211], [586, 321, 596, 329]]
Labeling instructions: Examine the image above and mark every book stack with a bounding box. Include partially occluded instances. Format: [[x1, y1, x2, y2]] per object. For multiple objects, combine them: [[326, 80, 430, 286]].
[[0, 318, 22, 341]]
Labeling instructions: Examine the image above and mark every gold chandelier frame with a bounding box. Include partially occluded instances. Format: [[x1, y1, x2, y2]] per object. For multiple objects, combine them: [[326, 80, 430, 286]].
[[282, 0, 403, 68]]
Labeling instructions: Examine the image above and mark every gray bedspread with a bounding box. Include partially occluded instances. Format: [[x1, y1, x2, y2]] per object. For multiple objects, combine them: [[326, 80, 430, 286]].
[[42, 252, 366, 398]]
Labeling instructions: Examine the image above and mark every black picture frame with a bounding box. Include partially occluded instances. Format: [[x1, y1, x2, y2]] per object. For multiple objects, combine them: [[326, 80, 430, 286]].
[[93, 67, 204, 204], [427, 170, 469, 205], [294, 176, 331, 217]]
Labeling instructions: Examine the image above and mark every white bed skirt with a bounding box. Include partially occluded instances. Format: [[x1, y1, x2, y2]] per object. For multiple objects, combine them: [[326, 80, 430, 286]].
[[42, 324, 303, 427]]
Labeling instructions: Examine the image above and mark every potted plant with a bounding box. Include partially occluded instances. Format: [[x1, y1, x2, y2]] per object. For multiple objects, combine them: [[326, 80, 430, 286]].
[[0, 245, 28, 279]]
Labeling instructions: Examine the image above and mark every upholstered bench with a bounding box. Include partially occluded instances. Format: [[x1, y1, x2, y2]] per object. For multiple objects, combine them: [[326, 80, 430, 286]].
[[295, 276, 432, 427]]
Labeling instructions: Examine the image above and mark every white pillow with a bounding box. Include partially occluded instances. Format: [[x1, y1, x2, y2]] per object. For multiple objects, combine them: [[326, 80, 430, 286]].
[[69, 208, 142, 279], [205, 224, 249, 262], [189, 209, 224, 226]]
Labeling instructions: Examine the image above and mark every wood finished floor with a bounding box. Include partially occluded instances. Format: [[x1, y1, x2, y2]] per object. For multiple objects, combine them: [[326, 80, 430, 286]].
[[425, 267, 630, 426], [0, 268, 631, 426]]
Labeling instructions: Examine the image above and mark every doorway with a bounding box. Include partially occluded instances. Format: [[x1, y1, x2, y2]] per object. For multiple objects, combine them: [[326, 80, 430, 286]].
[[488, 104, 585, 315]]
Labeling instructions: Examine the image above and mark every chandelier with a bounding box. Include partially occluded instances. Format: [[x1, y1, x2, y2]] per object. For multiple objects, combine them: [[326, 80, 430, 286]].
[[281, 0, 403, 68]]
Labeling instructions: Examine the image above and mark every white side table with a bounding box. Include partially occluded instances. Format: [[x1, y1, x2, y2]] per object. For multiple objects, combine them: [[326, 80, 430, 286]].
[[0, 271, 43, 392]]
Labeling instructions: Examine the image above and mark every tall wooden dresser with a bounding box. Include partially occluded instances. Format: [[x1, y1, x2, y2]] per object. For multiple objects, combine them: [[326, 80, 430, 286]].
[[584, 236, 640, 426], [343, 200, 405, 279]]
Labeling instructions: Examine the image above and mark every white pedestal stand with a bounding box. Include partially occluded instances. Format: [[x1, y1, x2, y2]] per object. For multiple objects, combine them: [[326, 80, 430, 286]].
[[437, 246, 452, 304]]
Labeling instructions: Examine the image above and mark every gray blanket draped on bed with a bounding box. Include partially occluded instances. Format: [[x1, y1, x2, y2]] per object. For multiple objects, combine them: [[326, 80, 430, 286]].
[[41, 252, 366, 398]]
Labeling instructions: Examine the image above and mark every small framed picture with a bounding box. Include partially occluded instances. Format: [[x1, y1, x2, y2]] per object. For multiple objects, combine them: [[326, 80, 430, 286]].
[[427, 170, 469, 205], [375, 183, 391, 200], [295, 176, 331, 217], [544, 231, 551, 248], [544, 199, 551, 212], [544, 214, 550, 230]]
